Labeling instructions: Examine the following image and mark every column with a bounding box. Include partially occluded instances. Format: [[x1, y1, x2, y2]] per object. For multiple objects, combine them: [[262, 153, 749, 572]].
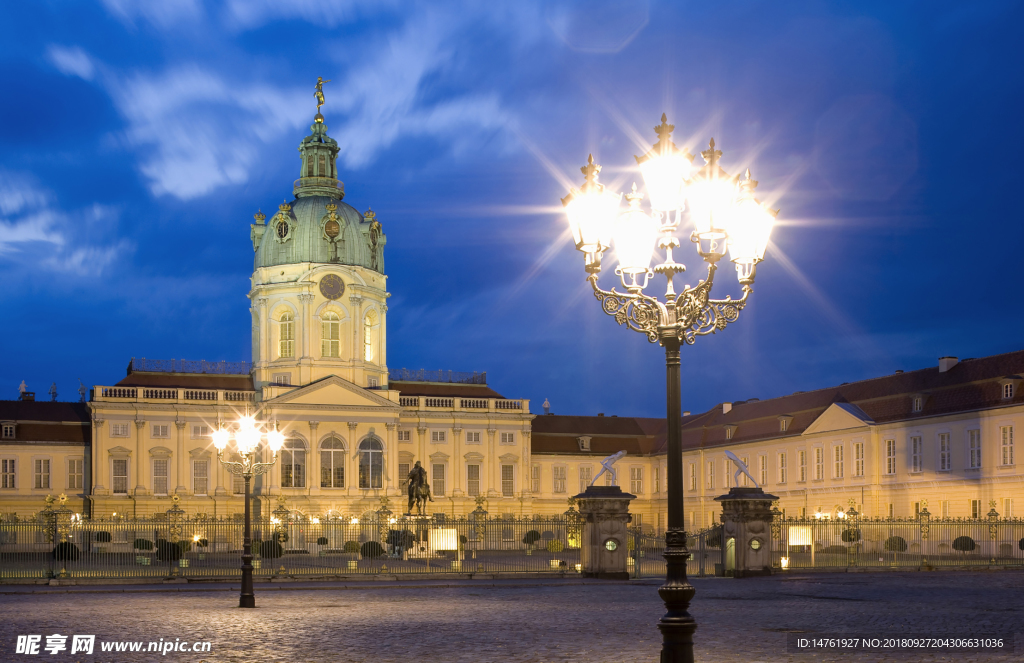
[[308, 421, 320, 495], [451, 425, 464, 498], [298, 293, 315, 360], [486, 427, 498, 497], [416, 424, 427, 469], [134, 419, 148, 495], [349, 294, 363, 383], [92, 418, 107, 495], [257, 297, 269, 370], [521, 429, 531, 508], [385, 422, 397, 496], [174, 421, 187, 494]]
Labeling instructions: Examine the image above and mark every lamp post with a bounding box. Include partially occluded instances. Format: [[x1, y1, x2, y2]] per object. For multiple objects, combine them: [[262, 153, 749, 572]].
[[559, 115, 778, 663], [212, 414, 284, 608]]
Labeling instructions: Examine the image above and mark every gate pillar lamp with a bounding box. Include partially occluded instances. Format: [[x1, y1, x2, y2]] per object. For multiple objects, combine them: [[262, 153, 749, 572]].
[[559, 114, 779, 663], [212, 415, 284, 608]]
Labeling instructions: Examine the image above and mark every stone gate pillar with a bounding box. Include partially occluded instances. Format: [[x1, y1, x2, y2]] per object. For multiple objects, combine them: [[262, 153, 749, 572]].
[[714, 487, 778, 578], [576, 485, 636, 579]]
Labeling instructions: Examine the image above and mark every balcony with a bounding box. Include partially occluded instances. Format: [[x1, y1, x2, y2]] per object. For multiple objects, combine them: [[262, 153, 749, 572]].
[[93, 387, 256, 404], [398, 396, 529, 414]]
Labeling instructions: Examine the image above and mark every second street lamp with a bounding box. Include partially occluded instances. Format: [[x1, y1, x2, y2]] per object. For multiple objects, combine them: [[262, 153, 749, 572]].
[[560, 114, 779, 663], [212, 415, 285, 609]]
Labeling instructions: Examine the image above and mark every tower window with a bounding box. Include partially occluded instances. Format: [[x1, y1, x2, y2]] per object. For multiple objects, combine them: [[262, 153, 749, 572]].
[[318, 154, 326, 177], [321, 312, 340, 357], [363, 310, 379, 363], [279, 312, 294, 358]]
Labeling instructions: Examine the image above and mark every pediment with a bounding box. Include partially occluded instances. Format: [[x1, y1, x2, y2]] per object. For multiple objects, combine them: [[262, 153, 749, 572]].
[[265, 375, 400, 410], [108, 445, 132, 456], [803, 402, 874, 436]]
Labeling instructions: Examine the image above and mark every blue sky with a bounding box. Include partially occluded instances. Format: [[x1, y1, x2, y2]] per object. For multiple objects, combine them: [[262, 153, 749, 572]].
[[1, 0, 1022, 417]]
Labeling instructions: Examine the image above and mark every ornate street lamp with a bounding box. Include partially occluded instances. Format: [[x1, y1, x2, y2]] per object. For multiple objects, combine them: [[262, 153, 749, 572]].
[[212, 414, 284, 608], [560, 114, 778, 663]]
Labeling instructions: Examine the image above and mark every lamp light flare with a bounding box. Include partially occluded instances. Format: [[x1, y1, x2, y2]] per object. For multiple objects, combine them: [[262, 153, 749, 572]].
[[267, 429, 285, 453], [212, 428, 229, 451], [561, 154, 621, 255], [728, 169, 778, 281], [687, 138, 738, 240], [635, 113, 693, 213], [613, 183, 658, 277]]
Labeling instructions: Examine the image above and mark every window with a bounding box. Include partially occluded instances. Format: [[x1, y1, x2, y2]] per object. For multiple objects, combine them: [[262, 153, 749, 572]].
[[1000, 426, 1014, 465], [363, 311, 378, 362], [501, 464, 514, 497], [467, 464, 480, 496], [630, 467, 643, 494], [432, 463, 446, 497], [321, 311, 340, 357], [152, 459, 168, 495], [971, 499, 981, 519], [192, 425, 209, 439], [833, 445, 844, 479], [654, 466, 661, 493], [531, 464, 540, 493], [110, 422, 129, 437], [780, 419, 788, 432], [725, 427, 732, 440], [758, 456, 767, 486], [112, 459, 128, 494], [466, 431, 481, 444], [397, 430, 411, 442], [431, 431, 446, 443], [706, 461, 714, 490], [854, 442, 864, 477], [887, 503, 894, 518], [192, 460, 208, 496], [968, 429, 981, 468], [151, 424, 169, 438], [814, 448, 823, 480], [941, 500, 949, 518], [67, 459, 83, 491], [358, 438, 383, 489], [688, 463, 696, 491], [398, 463, 410, 489], [914, 501, 920, 517], [938, 433, 951, 471], [885, 439, 896, 475], [579, 465, 593, 491], [912, 396, 923, 412], [1003, 383, 1014, 400], [798, 450, 806, 482], [500, 432, 515, 445], [553, 466, 566, 493], [272, 373, 291, 386], [2, 424, 14, 439], [739, 457, 749, 487], [34, 459, 50, 489], [777, 453, 787, 484], [232, 471, 245, 495], [279, 312, 295, 358], [1, 459, 14, 488], [911, 436, 923, 472], [281, 439, 306, 488], [1004, 498, 1013, 518], [320, 437, 345, 488], [367, 377, 378, 388]]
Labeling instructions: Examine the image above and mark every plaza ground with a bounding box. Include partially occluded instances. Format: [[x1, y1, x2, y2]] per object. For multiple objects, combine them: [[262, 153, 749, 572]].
[[0, 572, 1020, 662]]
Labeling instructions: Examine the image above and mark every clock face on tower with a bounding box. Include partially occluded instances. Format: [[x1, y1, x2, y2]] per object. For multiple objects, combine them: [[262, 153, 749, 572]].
[[319, 274, 345, 300]]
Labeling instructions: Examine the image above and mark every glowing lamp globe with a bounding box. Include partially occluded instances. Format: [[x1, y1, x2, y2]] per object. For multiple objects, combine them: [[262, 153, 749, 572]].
[[613, 184, 658, 275], [727, 170, 777, 270], [236, 424, 260, 455], [211, 428, 229, 452], [687, 176, 737, 239], [639, 152, 691, 213], [562, 154, 620, 254], [267, 430, 285, 454]]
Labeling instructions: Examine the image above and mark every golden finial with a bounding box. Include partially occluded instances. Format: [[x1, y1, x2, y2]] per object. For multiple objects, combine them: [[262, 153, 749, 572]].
[[254, 209, 266, 224], [314, 76, 331, 121], [279, 200, 292, 213], [625, 182, 643, 206], [363, 208, 376, 222], [701, 138, 722, 166]]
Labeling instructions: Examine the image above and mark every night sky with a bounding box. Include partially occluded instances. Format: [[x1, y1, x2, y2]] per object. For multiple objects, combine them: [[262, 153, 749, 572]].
[[1, 1, 1022, 418]]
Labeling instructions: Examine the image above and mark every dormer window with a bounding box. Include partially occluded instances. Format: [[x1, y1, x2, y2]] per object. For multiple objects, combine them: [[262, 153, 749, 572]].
[[912, 396, 923, 412], [1, 423, 14, 439], [724, 425, 737, 440], [577, 436, 591, 452], [778, 416, 793, 433], [1004, 383, 1014, 400]]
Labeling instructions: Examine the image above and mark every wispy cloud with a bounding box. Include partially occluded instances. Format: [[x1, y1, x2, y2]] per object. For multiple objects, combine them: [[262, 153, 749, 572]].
[[45, 45, 96, 81], [99, 0, 204, 29]]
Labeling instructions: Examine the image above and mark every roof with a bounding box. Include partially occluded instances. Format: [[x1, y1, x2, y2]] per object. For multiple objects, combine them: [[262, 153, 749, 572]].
[[0, 401, 90, 445], [389, 381, 505, 399], [531, 414, 692, 456], [115, 372, 255, 390]]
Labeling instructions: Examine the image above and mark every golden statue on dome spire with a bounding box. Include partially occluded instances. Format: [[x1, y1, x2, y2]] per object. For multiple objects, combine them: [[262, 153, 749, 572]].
[[314, 76, 330, 122]]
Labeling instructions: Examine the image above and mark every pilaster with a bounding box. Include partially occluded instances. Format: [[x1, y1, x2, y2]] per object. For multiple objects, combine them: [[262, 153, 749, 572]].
[[174, 421, 187, 494], [134, 419, 149, 495]]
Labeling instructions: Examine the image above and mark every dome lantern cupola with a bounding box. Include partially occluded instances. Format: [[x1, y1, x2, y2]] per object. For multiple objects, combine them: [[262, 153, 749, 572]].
[[295, 118, 344, 199]]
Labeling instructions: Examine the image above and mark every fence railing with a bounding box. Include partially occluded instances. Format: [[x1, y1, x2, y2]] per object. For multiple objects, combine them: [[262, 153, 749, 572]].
[[770, 517, 1024, 570], [630, 526, 722, 579], [129, 358, 252, 375], [0, 515, 582, 581]]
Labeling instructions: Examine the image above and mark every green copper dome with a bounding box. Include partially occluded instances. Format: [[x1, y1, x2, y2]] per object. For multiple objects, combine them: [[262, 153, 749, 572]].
[[250, 118, 385, 273]]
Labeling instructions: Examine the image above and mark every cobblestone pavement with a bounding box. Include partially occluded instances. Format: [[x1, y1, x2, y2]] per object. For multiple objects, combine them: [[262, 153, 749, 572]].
[[0, 571, 1021, 662]]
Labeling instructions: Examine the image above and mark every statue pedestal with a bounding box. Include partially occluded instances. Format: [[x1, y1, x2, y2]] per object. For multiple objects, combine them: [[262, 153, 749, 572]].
[[575, 485, 636, 579], [714, 487, 778, 578]]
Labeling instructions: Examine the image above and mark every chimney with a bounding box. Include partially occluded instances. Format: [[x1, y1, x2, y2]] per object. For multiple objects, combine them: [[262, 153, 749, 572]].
[[722, 403, 732, 414], [938, 357, 959, 373], [597, 413, 604, 417]]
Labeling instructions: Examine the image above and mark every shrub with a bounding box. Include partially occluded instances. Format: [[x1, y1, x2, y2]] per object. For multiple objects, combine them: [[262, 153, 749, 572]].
[[459, 534, 467, 545], [134, 538, 154, 551], [52, 542, 80, 561], [952, 535, 976, 553], [884, 536, 907, 552], [841, 528, 861, 543], [343, 541, 360, 553], [95, 531, 112, 543], [155, 540, 183, 562], [361, 541, 385, 559], [316, 536, 329, 546], [195, 538, 208, 548], [1019, 537, 1024, 551], [258, 541, 283, 559], [523, 530, 541, 546], [546, 539, 564, 553]]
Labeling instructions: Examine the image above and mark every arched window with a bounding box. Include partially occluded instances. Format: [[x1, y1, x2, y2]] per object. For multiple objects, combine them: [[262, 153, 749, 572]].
[[318, 154, 326, 177], [321, 311, 340, 357], [306, 157, 314, 178], [279, 312, 294, 358], [320, 437, 345, 488], [363, 310, 378, 362], [281, 439, 306, 488], [358, 437, 383, 489]]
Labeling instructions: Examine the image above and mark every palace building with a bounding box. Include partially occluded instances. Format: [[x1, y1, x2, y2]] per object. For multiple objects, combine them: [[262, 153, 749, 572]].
[[0, 103, 1021, 530]]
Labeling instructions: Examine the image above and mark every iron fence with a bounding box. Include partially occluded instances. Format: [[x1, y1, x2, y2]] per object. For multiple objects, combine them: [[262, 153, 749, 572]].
[[630, 526, 722, 579], [770, 516, 1024, 571], [0, 515, 582, 581]]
